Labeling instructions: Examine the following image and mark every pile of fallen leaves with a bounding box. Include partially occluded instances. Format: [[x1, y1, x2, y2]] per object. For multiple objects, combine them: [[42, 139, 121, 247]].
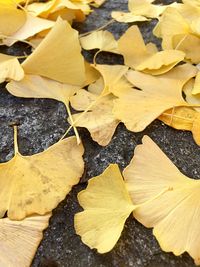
[[1, 0, 200, 266]]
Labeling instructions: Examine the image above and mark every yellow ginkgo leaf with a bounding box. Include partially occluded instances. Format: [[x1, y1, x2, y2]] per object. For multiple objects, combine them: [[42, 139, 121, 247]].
[[6, 74, 80, 106], [173, 34, 200, 64], [159, 107, 200, 146], [192, 71, 200, 95], [0, 4, 26, 37], [2, 13, 55, 47], [118, 25, 185, 75], [93, 64, 130, 96], [70, 87, 120, 146], [75, 164, 134, 253], [124, 135, 200, 265], [111, 0, 177, 23], [80, 30, 119, 54], [26, 0, 58, 18], [183, 79, 200, 112], [0, 213, 51, 267], [22, 17, 85, 86], [112, 64, 197, 132], [0, 53, 24, 83], [0, 129, 84, 220]]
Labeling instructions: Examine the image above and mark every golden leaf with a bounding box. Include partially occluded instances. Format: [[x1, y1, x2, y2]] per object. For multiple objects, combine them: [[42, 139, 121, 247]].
[[0, 53, 24, 83], [112, 0, 177, 23], [75, 164, 134, 253], [2, 13, 55, 47], [159, 107, 200, 146], [118, 25, 185, 75], [112, 64, 196, 132], [0, 4, 26, 37], [22, 17, 86, 86], [70, 86, 119, 146], [0, 214, 51, 267], [80, 30, 119, 54], [124, 135, 200, 265], [0, 130, 84, 220]]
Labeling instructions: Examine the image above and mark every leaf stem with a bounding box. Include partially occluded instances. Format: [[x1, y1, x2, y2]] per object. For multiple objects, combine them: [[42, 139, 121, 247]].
[[13, 125, 19, 155]]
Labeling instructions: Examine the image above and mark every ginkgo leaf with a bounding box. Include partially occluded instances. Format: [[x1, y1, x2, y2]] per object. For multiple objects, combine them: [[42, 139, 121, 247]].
[[192, 72, 200, 95], [112, 64, 197, 132], [80, 30, 119, 54], [111, 0, 177, 23], [84, 61, 100, 86], [0, 213, 51, 267], [123, 135, 200, 265], [0, 130, 84, 220], [6, 74, 80, 106], [159, 107, 200, 146], [183, 79, 200, 112], [0, 4, 26, 37], [2, 13, 55, 47], [173, 34, 200, 64], [0, 53, 24, 83], [118, 25, 185, 75], [93, 64, 130, 96], [70, 87, 120, 146], [75, 164, 134, 253], [22, 17, 86, 86]]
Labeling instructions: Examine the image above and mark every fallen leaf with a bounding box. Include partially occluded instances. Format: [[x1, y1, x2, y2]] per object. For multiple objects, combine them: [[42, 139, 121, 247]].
[[2, 13, 55, 47], [159, 107, 200, 146], [0, 4, 26, 37], [112, 0, 177, 23], [124, 135, 200, 265], [70, 86, 120, 146], [0, 53, 24, 83], [118, 25, 185, 75], [22, 17, 86, 86], [183, 79, 200, 112], [112, 64, 197, 132], [0, 213, 51, 267], [6, 74, 80, 106], [80, 30, 119, 54], [0, 130, 84, 220], [75, 164, 134, 253]]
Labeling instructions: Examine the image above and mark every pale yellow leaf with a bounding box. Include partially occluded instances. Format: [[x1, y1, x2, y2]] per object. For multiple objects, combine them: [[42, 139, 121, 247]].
[[112, 64, 197, 132], [124, 135, 200, 265], [80, 30, 119, 54], [2, 13, 55, 47], [75, 164, 134, 253], [0, 214, 51, 267], [0, 53, 24, 83], [0, 135, 84, 220], [22, 17, 85, 86]]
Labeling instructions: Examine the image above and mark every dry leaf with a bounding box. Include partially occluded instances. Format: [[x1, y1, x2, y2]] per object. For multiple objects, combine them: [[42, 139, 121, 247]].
[[124, 135, 200, 265], [159, 107, 200, 146], [192, 72, 200, 95], [93, 64, 130, 96], [0, 4, 26, 37], [2, 13, 55, 47], [0, 53, 24, 83], [0, 213, 51, 267], [70, 87, 120, 146], [22, 17, 86, 86], [80, 30, 119, 54], [111, 0, 177, 23], [183, 79, 200, 112], [6, 74, 80, 106], [0, 132, 84, 220], [75, 164, 134, 253], [112, 64, 197, 132], [118, 25, 185, 75]]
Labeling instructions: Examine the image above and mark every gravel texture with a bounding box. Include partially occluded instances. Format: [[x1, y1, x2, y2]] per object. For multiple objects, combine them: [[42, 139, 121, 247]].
[[0, 0, 198, 266]]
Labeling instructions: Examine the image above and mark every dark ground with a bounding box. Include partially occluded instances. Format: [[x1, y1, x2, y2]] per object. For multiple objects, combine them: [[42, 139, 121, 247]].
[[0, 0, 199, 266]]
